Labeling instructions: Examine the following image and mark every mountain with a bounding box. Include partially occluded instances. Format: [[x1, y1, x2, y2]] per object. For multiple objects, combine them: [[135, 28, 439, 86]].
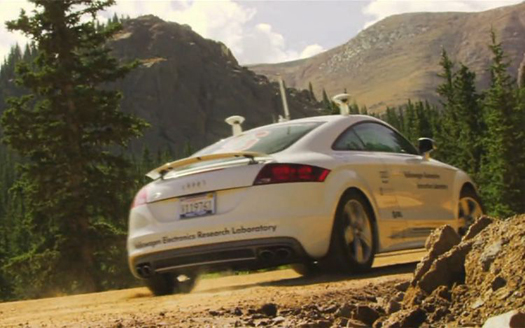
[[251, 3, 525, 112], [112, 16, 320, 154], [0, 15, 320, 155]]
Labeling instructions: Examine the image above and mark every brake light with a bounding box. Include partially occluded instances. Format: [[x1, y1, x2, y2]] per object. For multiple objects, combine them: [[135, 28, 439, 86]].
[[253, 164, 330, 185], [131, 186, 149, 209]]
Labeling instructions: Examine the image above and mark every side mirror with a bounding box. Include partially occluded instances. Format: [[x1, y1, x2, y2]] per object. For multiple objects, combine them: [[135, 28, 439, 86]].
[[418, 138, 435, 160]]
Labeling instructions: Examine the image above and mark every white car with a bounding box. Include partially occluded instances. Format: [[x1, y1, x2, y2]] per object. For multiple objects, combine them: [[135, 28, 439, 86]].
[[128, 113, 483, 295]]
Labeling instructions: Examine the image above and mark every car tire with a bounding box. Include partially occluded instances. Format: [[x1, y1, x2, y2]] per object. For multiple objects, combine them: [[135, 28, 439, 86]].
[[145, 273, 175, 296], [145, 273, 198, 296], [291, 262, 320, 277], [325, 190, 377, 274], [458, 187, 484, 235], [175, 273, 197, 293]]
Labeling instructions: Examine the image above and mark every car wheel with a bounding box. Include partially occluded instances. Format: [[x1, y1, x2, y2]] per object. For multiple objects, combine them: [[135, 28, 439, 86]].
[[145, 273, 198, 296], [325, 190, 377, 273], [291, 262, 320, 277], [145, 273, 175, 296], [458, 187, 484, 235], [175, 273, 197, 293]]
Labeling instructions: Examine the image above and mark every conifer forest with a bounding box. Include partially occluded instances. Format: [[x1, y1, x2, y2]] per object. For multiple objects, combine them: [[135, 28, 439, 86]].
[[0, 0, 524, 301]]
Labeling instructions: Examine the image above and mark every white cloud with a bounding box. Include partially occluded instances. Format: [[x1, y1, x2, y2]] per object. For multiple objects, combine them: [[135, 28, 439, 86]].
[[363, 0, 523, 28], [300, 44, 325, 59], [0, 0, 34, 62]]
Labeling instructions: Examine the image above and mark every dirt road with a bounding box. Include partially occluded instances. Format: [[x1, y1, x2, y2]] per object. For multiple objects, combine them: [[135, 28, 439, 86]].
[[0, 249, 426, 327]]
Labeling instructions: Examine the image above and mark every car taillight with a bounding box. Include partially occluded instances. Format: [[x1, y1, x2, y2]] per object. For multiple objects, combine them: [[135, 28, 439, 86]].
[[131, 186, 149, 209], [253, 164, 330, 185]]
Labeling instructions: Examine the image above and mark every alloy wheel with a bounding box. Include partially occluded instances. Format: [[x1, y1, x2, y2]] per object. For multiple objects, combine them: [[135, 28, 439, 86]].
[[342, 199, 373, 264]]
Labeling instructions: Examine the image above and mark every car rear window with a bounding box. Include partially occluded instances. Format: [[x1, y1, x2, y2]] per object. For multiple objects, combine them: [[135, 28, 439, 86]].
[[194, 121, 324, 156]]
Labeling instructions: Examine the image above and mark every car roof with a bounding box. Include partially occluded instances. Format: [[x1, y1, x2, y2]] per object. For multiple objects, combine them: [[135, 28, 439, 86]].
[[248, 114, 382, 131]]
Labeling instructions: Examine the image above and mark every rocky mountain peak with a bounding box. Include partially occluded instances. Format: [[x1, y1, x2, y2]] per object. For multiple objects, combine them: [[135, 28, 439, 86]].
[[108, 16, 319, 154]]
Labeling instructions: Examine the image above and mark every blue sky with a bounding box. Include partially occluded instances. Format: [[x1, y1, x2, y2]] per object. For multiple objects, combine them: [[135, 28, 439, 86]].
[[0, 0, 522, 65]]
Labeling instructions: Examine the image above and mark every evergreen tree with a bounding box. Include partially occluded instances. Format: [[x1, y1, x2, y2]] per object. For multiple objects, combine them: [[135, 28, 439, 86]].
[[321, 88, 331, 112], [308, 82, 316, 102], [451, 64, 484, 178], [479, 31, 525, 216], [434, 49, 461, 165], [1, 0, 149, 296], [349, 102, 360, 115]]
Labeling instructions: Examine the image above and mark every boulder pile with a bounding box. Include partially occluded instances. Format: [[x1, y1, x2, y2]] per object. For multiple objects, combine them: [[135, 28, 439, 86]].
[[377, 214, 525, 327]]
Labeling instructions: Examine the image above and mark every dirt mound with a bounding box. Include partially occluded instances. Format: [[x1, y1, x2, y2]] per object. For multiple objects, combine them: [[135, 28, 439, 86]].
[[384, 214, 525, 327]]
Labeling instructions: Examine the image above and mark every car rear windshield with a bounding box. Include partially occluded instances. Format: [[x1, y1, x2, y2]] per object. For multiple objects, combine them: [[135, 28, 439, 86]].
[[194, 121, 324, 156]]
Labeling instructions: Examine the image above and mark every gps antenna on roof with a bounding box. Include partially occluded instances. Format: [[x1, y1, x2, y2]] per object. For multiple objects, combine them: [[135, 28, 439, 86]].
[[332, 94, 351, 116], [225, 115, 245, 136], [278, 78, 291, 122]]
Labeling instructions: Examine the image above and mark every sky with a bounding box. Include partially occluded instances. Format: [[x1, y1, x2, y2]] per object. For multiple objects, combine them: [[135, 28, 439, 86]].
[[0, 0, 523, 65]]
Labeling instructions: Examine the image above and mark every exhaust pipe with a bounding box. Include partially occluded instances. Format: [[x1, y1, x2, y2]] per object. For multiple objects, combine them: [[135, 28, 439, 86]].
[[276, 248, 292, 260], [258, 250, 275, 261], [137, 264, 153, 278]]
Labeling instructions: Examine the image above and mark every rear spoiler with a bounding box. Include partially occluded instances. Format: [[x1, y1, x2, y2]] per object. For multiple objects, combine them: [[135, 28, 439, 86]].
[[146, 151, 269, 180]]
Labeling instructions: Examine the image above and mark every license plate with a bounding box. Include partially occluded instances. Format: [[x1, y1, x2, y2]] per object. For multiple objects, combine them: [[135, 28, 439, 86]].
[[179, 192, 216, 219]]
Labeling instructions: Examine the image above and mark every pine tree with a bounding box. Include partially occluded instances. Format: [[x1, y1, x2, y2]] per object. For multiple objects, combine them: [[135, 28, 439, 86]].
[[321, 88, 331, 112], [451, 64, 484, 178], [308, 82, 316, 102], [1, 0, 149, 296], [434, 49, 461, 165], [479, 31, 525, 216]]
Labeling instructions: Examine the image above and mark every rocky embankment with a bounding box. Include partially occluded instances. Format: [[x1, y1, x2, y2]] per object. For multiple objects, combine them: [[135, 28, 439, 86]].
[[204, 215, 525, 327]]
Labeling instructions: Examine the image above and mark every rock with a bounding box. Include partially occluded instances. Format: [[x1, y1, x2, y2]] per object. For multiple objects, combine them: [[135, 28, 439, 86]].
[[394, 281, 409, 292], [403, 288, 426, 307], [417, 241, 473, 294], [480, 240, 503, 271], [471, 298, 485, 309], [331, 317, 348, 327], [412, 225, 461, 287], [297, 320, 332, 328], [352, 305, 380, 326], [321, 304, 338, 313], [272, 316, 286, 324], [314, 319, 332, 328], [425, 225, 461, 252], [431, 285, 451, 302], [393, 292, 405, 302], [260, 303, 278, 317], [335, 303, 355, 318], [346, 319, 369, 327], [491, 276, 507, 291], [386, 300, 401, 315], [382, 307, 427, 328], [482, 310, 525, 328], [463, 216, 493, 240]]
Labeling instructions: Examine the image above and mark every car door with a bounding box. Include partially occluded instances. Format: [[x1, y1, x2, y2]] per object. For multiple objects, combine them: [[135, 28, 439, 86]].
[[352, 122, 455, 247], [331, 126, 407, 252]]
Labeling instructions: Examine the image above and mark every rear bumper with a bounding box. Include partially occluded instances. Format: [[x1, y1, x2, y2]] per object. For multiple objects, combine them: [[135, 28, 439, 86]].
[[130, 237, 308, 278], [128, 183, 336, 273]]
